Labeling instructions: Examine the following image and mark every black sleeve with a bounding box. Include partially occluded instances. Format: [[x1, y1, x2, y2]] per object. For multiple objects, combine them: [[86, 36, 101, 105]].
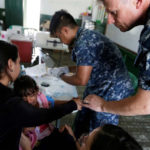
[[9, 97, 77, 127]]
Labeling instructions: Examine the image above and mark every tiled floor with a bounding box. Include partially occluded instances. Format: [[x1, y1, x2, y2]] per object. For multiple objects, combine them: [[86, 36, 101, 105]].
[[31, 49, 150, 150], [119, 115, 150, 150]]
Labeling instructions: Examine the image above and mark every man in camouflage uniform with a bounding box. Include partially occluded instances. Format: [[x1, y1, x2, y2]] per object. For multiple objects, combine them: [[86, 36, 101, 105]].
[[50, 10, 134, 138], [83, 0, 150, 116]]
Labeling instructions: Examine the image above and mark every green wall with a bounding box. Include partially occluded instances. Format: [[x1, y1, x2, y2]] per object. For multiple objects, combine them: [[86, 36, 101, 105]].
[[119, 46, 139, 78], [0, 8, 5, 29], [119, 46, 139, 93], [5, 0, 23, 29], [40, 14, 51, 25]]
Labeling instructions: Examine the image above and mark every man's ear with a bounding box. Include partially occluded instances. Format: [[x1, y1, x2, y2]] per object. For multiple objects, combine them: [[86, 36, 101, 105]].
[[7, 59, 14, 72], [135, 0, 142, 9], [61, 26, 69, 34]]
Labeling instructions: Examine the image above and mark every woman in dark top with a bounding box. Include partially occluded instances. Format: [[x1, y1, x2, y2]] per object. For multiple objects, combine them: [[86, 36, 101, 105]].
[[0, 40, 81, 150]]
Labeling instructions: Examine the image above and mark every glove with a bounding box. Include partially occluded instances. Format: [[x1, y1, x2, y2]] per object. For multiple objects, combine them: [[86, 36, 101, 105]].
[[57, 66, 69, 78], [59, 66, 69, 74], [49, 66, 69, 78]]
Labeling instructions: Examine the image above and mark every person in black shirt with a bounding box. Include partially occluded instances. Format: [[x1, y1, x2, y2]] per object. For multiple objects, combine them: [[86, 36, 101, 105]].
[[0, 40, 81, 150], [35, 124, 142, 150]]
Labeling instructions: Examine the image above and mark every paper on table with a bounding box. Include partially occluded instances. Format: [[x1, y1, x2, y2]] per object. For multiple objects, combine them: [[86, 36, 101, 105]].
[[34, 75, 78, 100], [24, 65, 78, 100], [25, 63, 47, 77]]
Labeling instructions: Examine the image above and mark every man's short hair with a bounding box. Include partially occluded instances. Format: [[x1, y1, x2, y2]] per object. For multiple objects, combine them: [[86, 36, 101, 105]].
[[49, 9, 77, 36]]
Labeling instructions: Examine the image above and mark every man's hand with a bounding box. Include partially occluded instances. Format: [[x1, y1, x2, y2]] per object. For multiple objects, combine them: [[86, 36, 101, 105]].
[[49, 66, 69, 78], [83, 94, 106, 112]]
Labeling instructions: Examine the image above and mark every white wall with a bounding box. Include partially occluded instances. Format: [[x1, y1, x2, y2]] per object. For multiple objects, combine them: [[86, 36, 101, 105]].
[[0, 0, 5, 8], [105, 24, 144, 53], [40, 0, 92, 18], [23, 0, 41, 30]]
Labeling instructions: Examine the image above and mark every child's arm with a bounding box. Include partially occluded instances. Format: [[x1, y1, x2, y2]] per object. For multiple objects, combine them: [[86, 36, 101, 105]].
[[47, 97, 68, 107], [59, 125, 80, 150], [54, 100, 68, 106], [23, 127, 35, 134], [69, 66, 76, 73], [20, 133, 32, 150]]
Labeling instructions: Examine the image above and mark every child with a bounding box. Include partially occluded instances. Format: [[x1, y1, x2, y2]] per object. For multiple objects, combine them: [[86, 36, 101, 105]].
[[14, 75, 56, 149]]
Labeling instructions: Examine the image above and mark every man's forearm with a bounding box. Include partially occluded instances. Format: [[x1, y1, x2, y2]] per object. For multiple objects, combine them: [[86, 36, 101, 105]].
[[68, 66, 76, 73], [61, 65, 92, 86], [103, 88, 150, 116], [61, 74, 85, 86]]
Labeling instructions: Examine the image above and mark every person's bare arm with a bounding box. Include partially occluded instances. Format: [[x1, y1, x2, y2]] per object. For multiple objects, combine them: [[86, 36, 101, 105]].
[[83, 88, 150, 116], [59, 124, 81, 150], [61, 66, 93, 86], [68, 66, 77, 73], [20, 133, 32, 150]]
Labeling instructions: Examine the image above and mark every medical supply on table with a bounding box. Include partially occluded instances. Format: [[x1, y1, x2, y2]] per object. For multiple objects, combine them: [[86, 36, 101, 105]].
[[35, 31, 69, 52], [41, 82, 50, 87]]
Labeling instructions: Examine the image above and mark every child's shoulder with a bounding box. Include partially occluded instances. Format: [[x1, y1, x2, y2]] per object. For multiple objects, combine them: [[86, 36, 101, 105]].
[[37, 92, 49, 108]]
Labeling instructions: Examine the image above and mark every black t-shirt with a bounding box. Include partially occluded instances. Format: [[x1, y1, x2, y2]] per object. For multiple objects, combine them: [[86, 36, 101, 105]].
[[0, 83, 77, 150], [34, 128, 77, 150]]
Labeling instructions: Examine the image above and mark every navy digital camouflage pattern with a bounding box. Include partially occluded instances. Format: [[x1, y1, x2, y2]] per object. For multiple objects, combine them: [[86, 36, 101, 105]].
[[73, 27, 134, 138], [134, 7, 150, 90]]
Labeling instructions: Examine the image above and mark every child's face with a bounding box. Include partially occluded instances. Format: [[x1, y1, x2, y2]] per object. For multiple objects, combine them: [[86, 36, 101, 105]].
[[23, 92, 38, 106]]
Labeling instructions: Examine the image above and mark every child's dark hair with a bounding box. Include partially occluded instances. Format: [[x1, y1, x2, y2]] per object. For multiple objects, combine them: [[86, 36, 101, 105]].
[[14, 75, 39, 97], [90, 124, 143, 150], [0, 40, 18, 79], [49, 9, 77, 36]]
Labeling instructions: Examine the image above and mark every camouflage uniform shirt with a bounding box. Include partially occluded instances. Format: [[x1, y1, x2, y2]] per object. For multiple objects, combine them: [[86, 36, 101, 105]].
[[134, 7, 150, 90], [72, 28, 134, 137]]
